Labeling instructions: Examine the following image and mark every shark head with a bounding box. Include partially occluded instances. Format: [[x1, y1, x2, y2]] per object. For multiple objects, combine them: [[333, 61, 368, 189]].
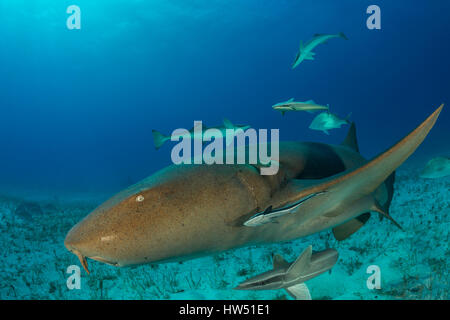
[[64, 166, 219, 272], [64, 163, 267, 273]]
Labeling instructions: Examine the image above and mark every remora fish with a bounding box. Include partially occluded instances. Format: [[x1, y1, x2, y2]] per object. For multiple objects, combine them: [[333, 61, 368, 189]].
[[309, 111, 351, 135], [272, 98, 329, 116], [420, 156, 450, 179], [244, 193, 325, 227], [234, 246, 338, 300], [65, 105, 443, 274], [292, 32, 348, 69], [152, 118, 250, 150]]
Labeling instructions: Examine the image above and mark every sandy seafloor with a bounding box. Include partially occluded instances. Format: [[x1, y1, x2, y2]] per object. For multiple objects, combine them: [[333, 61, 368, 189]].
[[0, 168, 448, 300]]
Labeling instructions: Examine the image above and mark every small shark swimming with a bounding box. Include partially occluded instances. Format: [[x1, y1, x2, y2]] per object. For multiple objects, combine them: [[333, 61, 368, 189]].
[[272, 98, 329, 116], [309, 111, 351, 135], [152, 118, 250, 149], [292, 32, 348, 69], [65, 105, 442, 275], [420, 156, 450, 178], [235, 246, 338, 300]]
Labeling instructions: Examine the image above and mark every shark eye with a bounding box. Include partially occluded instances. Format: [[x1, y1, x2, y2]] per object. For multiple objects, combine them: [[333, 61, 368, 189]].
[[136, 195, 145, 202]]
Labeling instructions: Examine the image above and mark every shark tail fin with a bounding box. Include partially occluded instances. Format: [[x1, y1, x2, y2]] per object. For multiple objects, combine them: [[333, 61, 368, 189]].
[[285, 283, 311, 300], [223, 118, 234, 129], [341, 122, 359, 153], [152, 129, 169, 150], [339, 32, 348, 40]]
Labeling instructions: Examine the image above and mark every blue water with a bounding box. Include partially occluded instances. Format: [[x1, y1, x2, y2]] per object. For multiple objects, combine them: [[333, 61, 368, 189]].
[[0, 0, 448, 300]]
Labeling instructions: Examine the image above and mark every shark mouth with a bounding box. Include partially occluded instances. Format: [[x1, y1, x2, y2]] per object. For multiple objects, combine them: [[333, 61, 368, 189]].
[[72, 251, 120, 274], [89, 256, 119, 267]]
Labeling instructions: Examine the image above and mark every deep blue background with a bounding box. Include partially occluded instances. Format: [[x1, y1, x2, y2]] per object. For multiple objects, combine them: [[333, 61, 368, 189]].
[[0, 0, 449, 196]]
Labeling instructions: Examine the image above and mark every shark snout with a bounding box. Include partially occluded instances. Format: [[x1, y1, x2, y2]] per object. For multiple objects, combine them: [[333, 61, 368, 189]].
[[65, 231, 121, 274]]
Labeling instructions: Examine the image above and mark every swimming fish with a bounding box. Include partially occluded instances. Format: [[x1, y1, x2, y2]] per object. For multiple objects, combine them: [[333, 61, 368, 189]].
[[309, 111, 351, 135], [292, 32, 348, 69], [64, 105, 443, 274], [152, 118, 250, 149], [244, 192, 325, 227], [272, 98, 329, 116], [234, 246, 338, 300], [420, 156, 450, 179]]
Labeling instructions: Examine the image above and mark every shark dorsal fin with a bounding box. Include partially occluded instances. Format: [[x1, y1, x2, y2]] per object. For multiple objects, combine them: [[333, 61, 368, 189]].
[[305, 99, 316, 104], [264, 206, 273, 214], [287, 98, 294, 103], [286, 245, 312, 276], [341, 122, 359, 153], [272, 254, 290, 269], [223, 118, 234, 129]]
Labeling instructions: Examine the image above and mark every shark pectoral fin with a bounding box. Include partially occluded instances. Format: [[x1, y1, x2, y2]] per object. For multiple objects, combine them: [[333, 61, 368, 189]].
[[341, 122, 359, 153], [223, 118, 234, 129], [323, 130, 330, 135], [152, 130, 169, 150], [286, 245, 312, 277], [371, 200, 403, 230], [332, 212, 371, 241], [324, 105, 443, 203], [273, 254, 290, 269], [305, 52, 315, 60], [339, 32, 348, 40], [285, 283, 311, 300]]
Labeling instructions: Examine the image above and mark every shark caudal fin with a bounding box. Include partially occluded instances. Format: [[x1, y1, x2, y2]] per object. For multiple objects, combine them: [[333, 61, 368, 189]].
[[223, 118, 234, 129], [152, 130, 169, 150], [339, 32, 348, 40]]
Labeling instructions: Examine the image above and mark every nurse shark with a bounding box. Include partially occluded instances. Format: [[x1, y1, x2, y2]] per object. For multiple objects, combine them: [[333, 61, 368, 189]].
[[65, 105, 443, 274]]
